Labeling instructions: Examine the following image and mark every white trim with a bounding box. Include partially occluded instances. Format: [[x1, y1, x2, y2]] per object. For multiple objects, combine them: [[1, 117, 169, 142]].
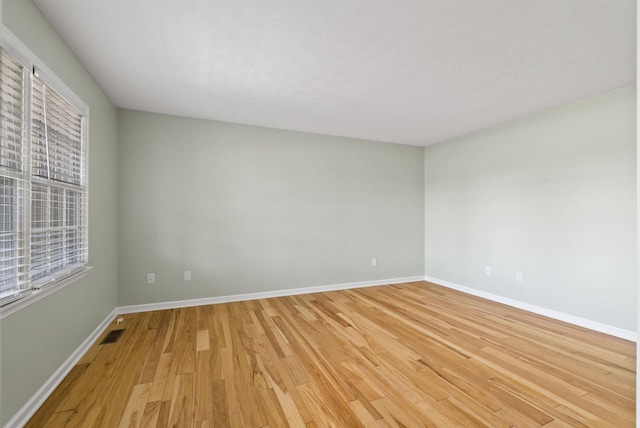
[[118, 276, 425, 314], [424, 276, 637, 342], [0, 267, 92, 320], [4, 307, 118, 428]]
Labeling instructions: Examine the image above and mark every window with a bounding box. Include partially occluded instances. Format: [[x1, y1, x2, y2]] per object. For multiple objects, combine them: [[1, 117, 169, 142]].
[[0, 28, 89, 313]]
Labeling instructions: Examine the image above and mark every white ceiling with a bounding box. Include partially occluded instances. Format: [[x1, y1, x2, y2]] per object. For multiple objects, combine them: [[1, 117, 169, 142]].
[[33, 0, 636, 146]]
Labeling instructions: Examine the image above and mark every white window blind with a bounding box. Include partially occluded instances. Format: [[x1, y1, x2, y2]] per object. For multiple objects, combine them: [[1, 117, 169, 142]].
[[30, 74, 88, 288], [0, 38, 89, 309], [0, 49, 29, 298]]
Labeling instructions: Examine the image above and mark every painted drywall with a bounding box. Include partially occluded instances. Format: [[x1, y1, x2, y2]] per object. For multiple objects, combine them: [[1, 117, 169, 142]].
[[117, 110, 425, 306], [425, 85, 636, 331], [1, 0, 118, 424]]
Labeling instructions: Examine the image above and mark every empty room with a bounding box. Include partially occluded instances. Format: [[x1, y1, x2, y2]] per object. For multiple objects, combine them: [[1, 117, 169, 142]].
[[0, 0, 637, 427]]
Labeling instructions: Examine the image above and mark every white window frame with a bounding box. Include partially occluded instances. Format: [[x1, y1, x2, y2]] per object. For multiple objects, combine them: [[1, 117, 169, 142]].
[[0, 26, 91, 319]]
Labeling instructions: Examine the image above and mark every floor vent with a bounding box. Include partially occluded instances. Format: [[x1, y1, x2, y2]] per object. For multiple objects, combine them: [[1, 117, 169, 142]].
[[100, 329, 125, 345]]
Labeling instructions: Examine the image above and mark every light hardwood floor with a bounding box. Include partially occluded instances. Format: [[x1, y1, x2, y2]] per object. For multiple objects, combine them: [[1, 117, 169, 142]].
[[27, 281, 635, 427]]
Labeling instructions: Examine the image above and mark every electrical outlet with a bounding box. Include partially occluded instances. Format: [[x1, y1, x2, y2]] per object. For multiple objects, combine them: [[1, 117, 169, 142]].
[[485, 266, 491, 276], [516, 272, 523, 283], [147, 273, 155, 284], [184, 270, 191, 281], [372, 258, 377, 267]]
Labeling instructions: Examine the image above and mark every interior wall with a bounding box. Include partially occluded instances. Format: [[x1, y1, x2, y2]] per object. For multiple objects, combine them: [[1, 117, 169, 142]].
[[1, 0, 119, 424], [425, 85, 637, 331], [117, 110, 425, 306]]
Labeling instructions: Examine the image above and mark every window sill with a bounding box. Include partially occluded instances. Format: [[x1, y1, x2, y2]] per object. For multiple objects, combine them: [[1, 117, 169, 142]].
[[0, 266, 93, 320]]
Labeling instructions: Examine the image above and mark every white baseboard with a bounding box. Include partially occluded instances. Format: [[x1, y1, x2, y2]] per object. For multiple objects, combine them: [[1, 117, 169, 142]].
[[7, 275, 633, 427], [118, 276, 425, 314], [5, 276, 421, 426], [5, 308, 118, 428], [424, 276, 636, 342]]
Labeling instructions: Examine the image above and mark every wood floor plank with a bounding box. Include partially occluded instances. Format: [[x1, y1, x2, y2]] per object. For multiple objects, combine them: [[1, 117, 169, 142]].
[[23, 363, 89, 428], [348, 398, 382, 426], [140, 400, 161, 427], [27, 281, 635, 427], [41, 411, 74, 428], [211, 379, 230, 426], [370, 396, 436, 427], [194, 350, 214, 422], [117, 382, 152, 428], [167, 372, 194, 427]]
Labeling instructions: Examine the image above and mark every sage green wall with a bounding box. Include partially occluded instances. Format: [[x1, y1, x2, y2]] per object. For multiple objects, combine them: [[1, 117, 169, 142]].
[[1, 0, 118, 424], [117, 110, 425, 306], [425, 85, 637, 331]]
